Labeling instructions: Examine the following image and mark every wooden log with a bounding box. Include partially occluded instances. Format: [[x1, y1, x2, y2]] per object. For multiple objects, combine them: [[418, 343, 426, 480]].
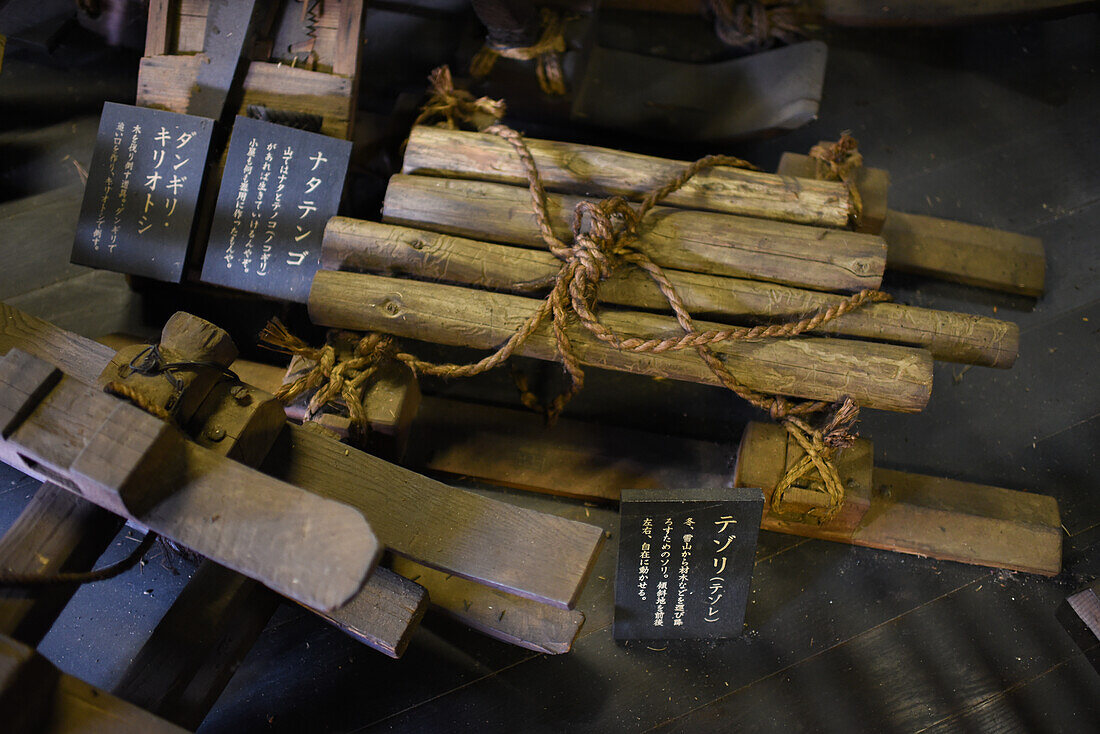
[[0, 633, 187, 733], [401, 126, 852, 227], [309, 270, 934, 413], [390, 557, 585, 654], [733, 422, 1062, 576], [381, 175, 887, 293], [777, 150, 1046, 297], [322, 218, 1019, 368], [0, 350, 379, 612]]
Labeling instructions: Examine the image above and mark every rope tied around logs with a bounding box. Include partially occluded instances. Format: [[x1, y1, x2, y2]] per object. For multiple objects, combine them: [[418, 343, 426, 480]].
[[279, 67, 892, 522], [705, 0, 807, 53], [469, 8, 568, 96], [259, 322, 396, 444], [809, 133, 864, 228]]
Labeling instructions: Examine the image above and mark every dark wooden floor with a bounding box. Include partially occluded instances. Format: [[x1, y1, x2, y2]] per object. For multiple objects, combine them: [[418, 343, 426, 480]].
[[0, 7, 1098, 733]]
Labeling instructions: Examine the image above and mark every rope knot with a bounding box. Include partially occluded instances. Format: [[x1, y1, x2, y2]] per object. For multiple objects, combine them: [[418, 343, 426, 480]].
[[414, 65, 506, 132], [809, 133, 864, 227], [470, 8, 569, 96], [706, 0, 806, 53]]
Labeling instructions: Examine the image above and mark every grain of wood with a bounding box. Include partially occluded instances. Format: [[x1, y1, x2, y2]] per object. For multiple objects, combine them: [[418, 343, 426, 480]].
[[391, 557, 586, 654], [137, 56, 354, 139], [309, 270, 933, 412], [777, 151, 1046, 296], [402, 126, 852, 226], [262, 424, 607, 609], [382, 175, 886, 293], [323, 218, 1018, 368]]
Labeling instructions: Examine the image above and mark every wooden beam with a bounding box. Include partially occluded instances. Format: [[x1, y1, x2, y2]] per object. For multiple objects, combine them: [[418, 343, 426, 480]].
[[262, 423, 605, 609], [401, 126, 852, 227], [0, 486, 123, 645], [144, 0, 175, 56], [381, 175, 887, 293], [314, 567, 429, 659], [309, 270, 934, 413], [391, 557, 585, 654], [322, 218, 1019, 368]]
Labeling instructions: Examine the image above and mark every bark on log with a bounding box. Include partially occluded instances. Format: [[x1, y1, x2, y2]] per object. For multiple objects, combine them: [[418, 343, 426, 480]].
[[322, 218, 1018, 368], [308, 270, 933, 413], [402, 126, 853, 226], [381, 175, 887, 293]]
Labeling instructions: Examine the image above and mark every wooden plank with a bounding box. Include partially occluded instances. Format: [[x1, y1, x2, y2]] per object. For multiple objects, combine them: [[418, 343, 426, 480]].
[[314, 568, 429, 659], [322, 218, 1019, 368], [881, 210, 1046, 297], [382, 175, 887, 294], [406, 395, 730, 504], [137, 55, 354, 139], [112, 560, 281, 731], [402, 126, 852, 227], [332, 0, 364, 77], [0, 353, 379, 611], [777, 150, 1046, 296], [144, 0, 175, 56], [0, 485, 123, 645], [0, 186, 85, 301], [852, 468, 1062, 576], [308, 270, 934, 413], [0, 633, 187, 733], [391, 557, 586, 654], [732, 421, 1062, 575], [261, 424, 606, 610]]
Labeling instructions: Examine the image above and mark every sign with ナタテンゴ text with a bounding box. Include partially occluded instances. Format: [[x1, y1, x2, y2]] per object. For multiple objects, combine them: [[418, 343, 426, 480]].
[[199, 116, 351, 302]]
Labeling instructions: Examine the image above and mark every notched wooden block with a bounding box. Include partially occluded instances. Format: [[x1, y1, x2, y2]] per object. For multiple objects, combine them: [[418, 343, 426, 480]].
[[733, 421, 873, 535]]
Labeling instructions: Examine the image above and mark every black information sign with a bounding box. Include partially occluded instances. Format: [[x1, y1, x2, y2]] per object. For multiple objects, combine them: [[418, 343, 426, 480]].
[[71, 102, 214, 282], [200, 116, 351, 302], [614, 488, 764, 641]]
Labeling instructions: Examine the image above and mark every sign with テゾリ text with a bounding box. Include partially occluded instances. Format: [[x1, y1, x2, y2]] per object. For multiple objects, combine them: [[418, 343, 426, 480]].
[[199, 116, 351, 302], [71, 102, 214, 282], [614, 487, 764, 641]]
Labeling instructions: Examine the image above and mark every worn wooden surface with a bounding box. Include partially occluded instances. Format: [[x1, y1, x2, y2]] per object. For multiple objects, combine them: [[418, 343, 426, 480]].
[[402, 126, 852, 227], [314, 568, 429, 660], [309, 270, 934, 412], [137, 56, 355, 140], [382, 175, 888, 293], [323, 217, 1019, 368], [776, 147, 891, 233], [778, 150, 1047, 296], [262, 424, 605, 609], [391, 557, 586, 655]]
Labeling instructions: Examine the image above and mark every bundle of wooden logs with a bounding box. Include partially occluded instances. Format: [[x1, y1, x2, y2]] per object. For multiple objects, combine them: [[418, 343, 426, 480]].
[[305, 125, 1024, 420]]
